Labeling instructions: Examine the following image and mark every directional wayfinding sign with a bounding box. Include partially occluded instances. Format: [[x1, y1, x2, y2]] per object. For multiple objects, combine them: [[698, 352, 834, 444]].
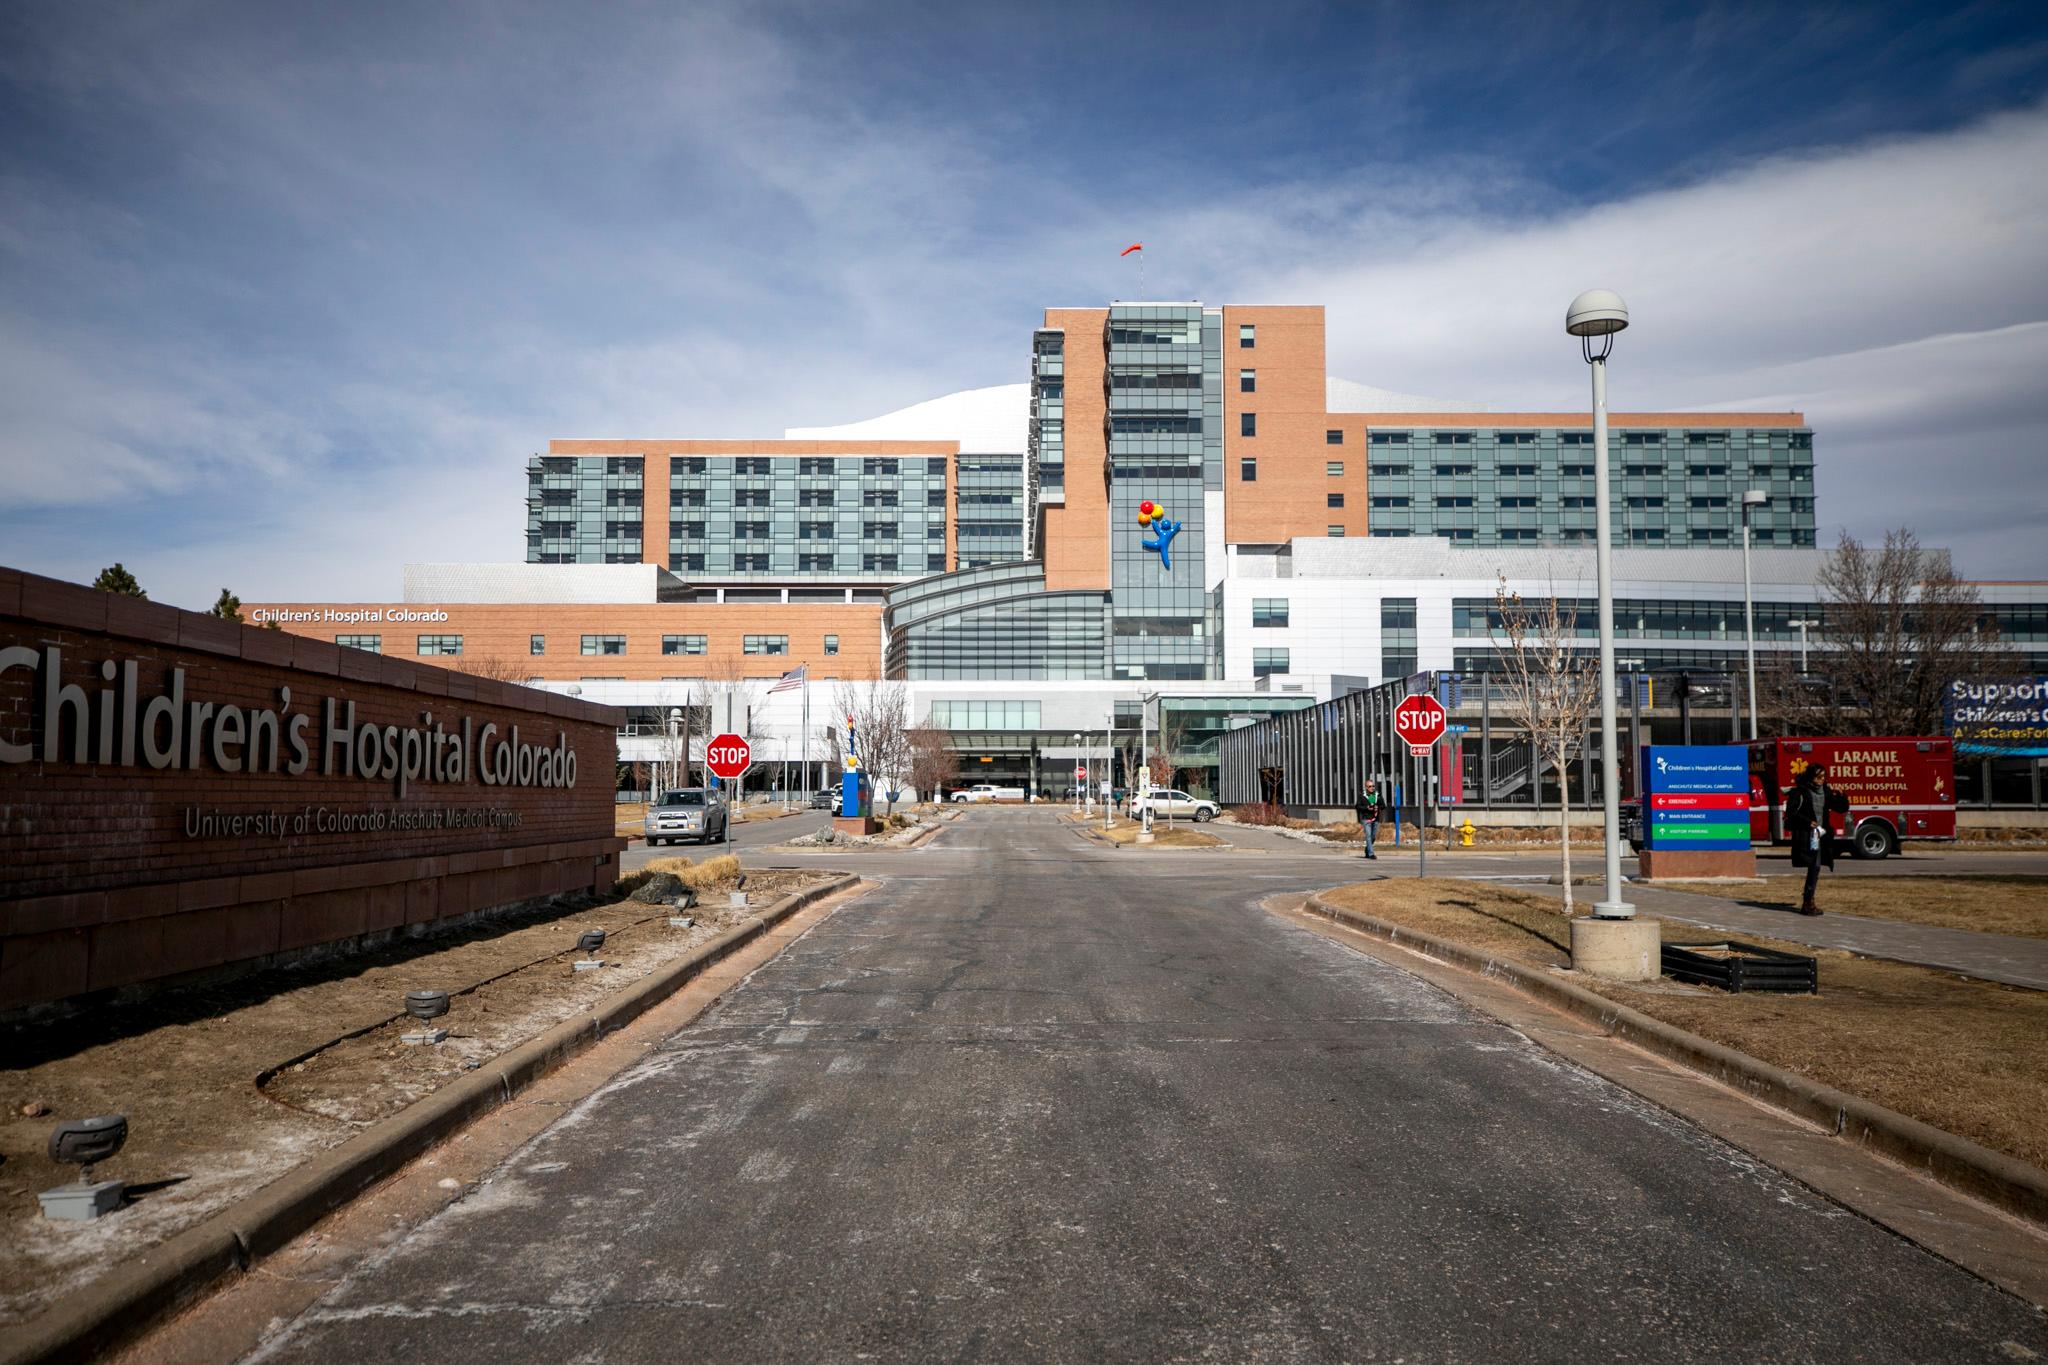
[[1640, 745, 1751, 850], [706, 733, 752, 781], [1393, 694, 1448, 755]]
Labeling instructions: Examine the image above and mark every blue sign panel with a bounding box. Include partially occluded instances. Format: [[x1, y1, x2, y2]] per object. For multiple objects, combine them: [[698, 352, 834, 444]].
[[1948, 678, 2048, 756], [1640, 745, 1752, 851]]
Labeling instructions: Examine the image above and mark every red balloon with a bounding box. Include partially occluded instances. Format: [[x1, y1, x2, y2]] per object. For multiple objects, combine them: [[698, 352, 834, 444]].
[[1139, 500, 1155, 515]]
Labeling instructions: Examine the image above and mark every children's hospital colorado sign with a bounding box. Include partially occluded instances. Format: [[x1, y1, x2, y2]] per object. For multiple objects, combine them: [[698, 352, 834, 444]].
[[0, 566, 624, 1013]]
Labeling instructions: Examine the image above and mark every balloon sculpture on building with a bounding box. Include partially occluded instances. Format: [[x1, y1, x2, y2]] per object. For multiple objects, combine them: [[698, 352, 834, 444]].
[[1137, 499, 1181, 571]]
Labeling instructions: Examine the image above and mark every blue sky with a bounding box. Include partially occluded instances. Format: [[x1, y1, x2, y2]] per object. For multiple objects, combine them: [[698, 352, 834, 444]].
[[4, 0, 2047, 605]]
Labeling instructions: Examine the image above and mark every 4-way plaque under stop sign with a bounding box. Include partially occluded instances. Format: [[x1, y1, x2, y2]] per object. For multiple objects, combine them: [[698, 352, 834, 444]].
[[1393, 694, 1448, 755], [706, 734, 752, 780]]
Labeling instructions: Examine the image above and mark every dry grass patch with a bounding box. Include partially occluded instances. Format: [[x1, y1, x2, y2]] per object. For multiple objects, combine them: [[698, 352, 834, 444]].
[[1316, 878, 2048, 1171], [1656, 875, 2048, 942], [636, 854, 743, 891], [1095, 816, 1222, 848]]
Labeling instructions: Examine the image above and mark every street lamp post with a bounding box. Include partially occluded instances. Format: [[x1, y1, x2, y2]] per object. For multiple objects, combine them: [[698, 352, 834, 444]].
[[1567, 289, 1635, 920], [1740, 489, 1769, 741], [1791, 617, 1821, 673], [1104, 712, 1114, 832], [1071, 732, 1086, 813]]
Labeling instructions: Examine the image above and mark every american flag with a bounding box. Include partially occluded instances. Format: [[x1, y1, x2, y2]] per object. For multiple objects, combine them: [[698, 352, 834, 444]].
[[767, 665, 807, 694]]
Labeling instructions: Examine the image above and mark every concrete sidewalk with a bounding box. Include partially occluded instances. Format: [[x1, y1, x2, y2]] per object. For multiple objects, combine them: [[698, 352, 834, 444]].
[[1524, 881, 2048, 991]]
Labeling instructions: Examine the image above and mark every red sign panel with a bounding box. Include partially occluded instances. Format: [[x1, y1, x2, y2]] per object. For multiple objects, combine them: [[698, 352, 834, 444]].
[[705, 733, 752, 780], [1393, 694, 1448, 754], [1651, 792, 1750, 810]]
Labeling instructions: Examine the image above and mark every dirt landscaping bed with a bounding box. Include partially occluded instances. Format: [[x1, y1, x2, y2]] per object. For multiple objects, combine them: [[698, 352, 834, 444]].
[[1654, 875, 2048, 942], [1314, 879, 2048, 1172], [1084, 815, 1223, 848], [0, 857, 832, 1326]]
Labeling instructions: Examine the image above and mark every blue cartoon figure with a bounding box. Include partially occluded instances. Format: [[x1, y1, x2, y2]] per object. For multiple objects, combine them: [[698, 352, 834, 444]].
[[1137, 499, 1181, 571]]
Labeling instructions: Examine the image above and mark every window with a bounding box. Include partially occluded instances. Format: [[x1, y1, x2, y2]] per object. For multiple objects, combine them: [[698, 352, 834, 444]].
[[1499, 529, 1540, 541], [674, 488, 707, 507], [1252, 647, 1289, 677], [927, 552, 947, 570], [1689, 464, 1728, 477], [1561, 464, 1595, 477], [824, 634, 840, 656], [800, 521, 834, 540], [1240, 457, 1257, 481], [1238, 324, 1255, 348], [744, 635, 790, 655], [862, 488, 899, 507], [928, 456, 948, 475], [928, 487, 947, 506], [1326, 429, 1344, 445], [1498, 463, 1538, 476], [1624, 463, 1663, 477], [1327, 525, 1345, 537], [1629, 528, 1667, 543], [861, 457, 900, 476], [1239, 368, 1255, 393], [799, 457, 835, 476], [1432, 432, 1473, 445], [862, 521, 898, 539], [1562, 495, 1595, 509], [799, 488, 835, 507], [735, 488, 771, 508], [581, 635, 626, 656], [1561, 432, 1592, 445], [1370, 463, 1411, 477], [1370, 495, 1410, 508], [734, 457, 771, 475], [929, 700, 1044, 730], [734, 552, 771, 571], [1327, 492, 1345, 508], [1499, 496, 1537, 508], [677, 520, 706, 538], [928, 522, 946, 539], [1626, 495, 1665, 508], [1623, 432, 1661, 446], [862, 553, 900, 572], [1498, 432, 1537, 445], [1252, 598, 1289, 627], [529, 635, 545, 655], [662, 635, 707, 656], [335, 634, 381, 652], [1370, 528, 1411, 538], [1326, 461, 1344, 477], [416, 635, 463, 656], [799, 553, 835, 572], [1437, 528, 1476, 541], [1690, 495, 1729, 509], [1369, 432, 1410, 445], [1434, 463, 1475, 476], [1240, 412, 1257, 437], [1436, 495, 1474, 508]]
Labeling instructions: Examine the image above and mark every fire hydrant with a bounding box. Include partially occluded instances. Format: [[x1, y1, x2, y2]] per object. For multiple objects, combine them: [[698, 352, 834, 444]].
[[1459, 818, 1476, 848]]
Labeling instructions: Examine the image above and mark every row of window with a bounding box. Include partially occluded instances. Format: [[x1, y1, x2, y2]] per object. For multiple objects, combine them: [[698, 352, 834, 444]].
[[1366, 461, 1813, 481], [1368, 431, 1812, 447], [664, 455, 947, 477], [335, 634, 839, 658]]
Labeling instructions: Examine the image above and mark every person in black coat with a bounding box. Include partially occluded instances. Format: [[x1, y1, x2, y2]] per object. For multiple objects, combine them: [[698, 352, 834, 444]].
[[1353, 778, 1382, 860], [1785, 764, 1849, 915]]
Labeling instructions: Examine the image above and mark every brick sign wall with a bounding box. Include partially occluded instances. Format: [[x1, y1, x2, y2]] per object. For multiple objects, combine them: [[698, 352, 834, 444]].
[[0, 568, 627, 1013]]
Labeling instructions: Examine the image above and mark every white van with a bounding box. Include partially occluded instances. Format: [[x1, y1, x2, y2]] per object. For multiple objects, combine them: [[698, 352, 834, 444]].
[[951, 783, 1026, 803]]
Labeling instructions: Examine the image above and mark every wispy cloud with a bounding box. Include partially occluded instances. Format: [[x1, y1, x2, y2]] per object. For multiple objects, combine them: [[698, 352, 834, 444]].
[[1, 1, 2045, 605]]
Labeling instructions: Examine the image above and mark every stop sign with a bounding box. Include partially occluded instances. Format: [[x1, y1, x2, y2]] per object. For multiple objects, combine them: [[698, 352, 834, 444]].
[[1393, 694, 1448, 754], [705, 733, 752, 780]]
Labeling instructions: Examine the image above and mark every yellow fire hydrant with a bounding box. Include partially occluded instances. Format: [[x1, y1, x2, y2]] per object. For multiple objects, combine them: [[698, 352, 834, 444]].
[[1459, 818, 1476, 848]]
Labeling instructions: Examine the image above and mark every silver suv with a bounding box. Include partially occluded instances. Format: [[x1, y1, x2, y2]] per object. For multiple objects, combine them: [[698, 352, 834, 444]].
[[644, 788, 729, 846]]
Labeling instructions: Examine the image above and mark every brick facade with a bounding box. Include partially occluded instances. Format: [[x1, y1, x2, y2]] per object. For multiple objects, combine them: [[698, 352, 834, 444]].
[[0, 567, 627, 1013]]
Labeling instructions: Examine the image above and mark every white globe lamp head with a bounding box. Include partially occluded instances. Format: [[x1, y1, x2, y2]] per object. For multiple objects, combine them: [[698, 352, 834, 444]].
[[1566, 289, 1630, 337], [1741, 489, 1769, 509]]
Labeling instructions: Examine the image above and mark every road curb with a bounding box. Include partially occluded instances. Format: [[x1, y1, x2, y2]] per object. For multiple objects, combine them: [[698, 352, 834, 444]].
[[1302, 892, 2048, 1231], [4, 873, 863, 1365]]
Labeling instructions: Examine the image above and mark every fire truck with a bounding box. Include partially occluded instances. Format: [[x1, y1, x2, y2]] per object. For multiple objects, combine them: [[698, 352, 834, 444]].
[[1625, 736, 1956, 859]]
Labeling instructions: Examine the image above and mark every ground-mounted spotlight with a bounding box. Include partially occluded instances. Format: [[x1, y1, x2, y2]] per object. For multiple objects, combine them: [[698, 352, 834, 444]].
[[675, 888, 699, 911], [402, 989, 451, 1045], [730, 871, 748, 909], [40, 1115, 129, 1221], [574, 927, 608, 971]]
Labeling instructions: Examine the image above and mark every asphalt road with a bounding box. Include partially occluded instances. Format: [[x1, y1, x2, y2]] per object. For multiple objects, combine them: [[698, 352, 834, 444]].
[[251, 809, 2047, 1361]]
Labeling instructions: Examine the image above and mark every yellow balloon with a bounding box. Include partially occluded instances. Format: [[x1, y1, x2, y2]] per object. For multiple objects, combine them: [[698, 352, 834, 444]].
[[1152, 506, 1167, 520]]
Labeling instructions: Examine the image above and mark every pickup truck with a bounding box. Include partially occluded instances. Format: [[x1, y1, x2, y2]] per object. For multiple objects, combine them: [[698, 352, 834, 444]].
[[951, 784, 1026, 803]]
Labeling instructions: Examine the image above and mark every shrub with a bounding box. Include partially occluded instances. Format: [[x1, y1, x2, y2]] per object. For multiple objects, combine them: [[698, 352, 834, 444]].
[[1231, 802, 1293, 826]]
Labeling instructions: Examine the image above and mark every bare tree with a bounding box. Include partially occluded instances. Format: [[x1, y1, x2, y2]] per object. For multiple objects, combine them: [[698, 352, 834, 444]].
[[906, 716, 960, 807], [1145, 711, 1186, 791], [450, 654, 538, 685], [1490, 577, 1600, 912], [694, 658, 760, 802], [835, 681, 911, 813], [1791, 529, 2018, 736]]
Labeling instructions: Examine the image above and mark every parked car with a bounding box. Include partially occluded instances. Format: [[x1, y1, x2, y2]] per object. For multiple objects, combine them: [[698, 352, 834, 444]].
[[951, 783, 1027, 803], [644, 788, 729, 845], [1130, 789, 1219, 822], [808, 789, 834, 810]]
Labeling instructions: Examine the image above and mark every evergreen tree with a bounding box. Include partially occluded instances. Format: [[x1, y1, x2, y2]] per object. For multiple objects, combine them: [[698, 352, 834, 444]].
[[209, 589, 245, 623], [91, 563, 147, 598]]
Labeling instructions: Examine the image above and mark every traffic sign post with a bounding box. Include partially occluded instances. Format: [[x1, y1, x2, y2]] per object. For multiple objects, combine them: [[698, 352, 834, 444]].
[[706, 734, 751, 858], [1393, 695, 1448, 878]]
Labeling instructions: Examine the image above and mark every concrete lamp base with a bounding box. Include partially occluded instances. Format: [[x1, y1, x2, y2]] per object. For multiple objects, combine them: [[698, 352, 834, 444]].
[[1570, 916, 1662, 981]]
